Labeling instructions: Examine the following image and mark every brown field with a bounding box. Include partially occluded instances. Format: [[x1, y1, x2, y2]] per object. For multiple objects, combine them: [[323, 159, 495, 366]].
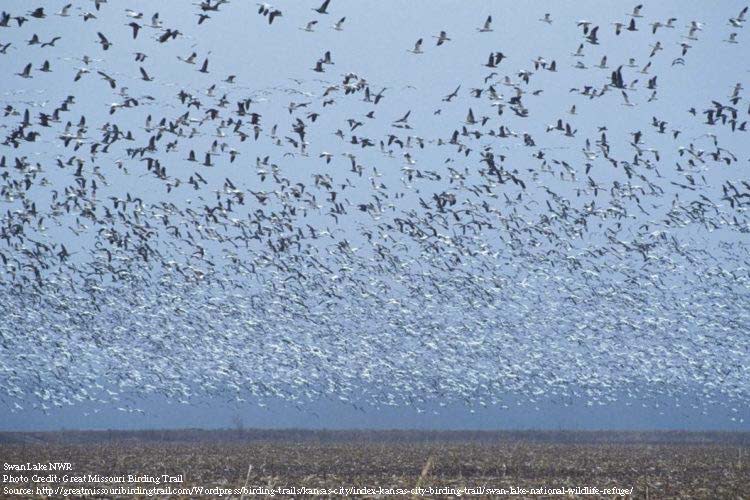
[[1, 430, 749, 498]]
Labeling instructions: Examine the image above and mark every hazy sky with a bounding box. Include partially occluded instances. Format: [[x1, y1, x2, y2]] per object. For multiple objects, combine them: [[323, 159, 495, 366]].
[[1, 0, 749, 431]]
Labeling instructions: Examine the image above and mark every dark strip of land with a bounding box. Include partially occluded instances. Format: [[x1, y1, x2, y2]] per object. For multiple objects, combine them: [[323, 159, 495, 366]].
[[1, 428, 749, 445]]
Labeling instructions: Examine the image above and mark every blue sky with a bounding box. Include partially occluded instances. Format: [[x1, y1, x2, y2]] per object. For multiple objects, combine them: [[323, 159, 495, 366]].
[[0, 0, 749, 431]]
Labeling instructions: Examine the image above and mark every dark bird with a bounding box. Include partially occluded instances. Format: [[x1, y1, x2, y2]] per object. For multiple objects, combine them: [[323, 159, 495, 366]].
[[268, 9, 281, 24], [97, 32, 112, 50], [41, 36, 61, 48], [16, 63, 32, 79], [313, 0, 331, 14], [139, 67, 154, 81], [128, 22, 141, 39]]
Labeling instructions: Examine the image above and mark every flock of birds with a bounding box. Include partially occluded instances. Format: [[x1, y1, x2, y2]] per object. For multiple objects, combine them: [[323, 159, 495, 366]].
[[0, 1, 748, 421]]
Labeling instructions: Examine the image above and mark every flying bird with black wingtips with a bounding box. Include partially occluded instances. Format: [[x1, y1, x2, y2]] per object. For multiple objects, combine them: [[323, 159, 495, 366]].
[[434, 31, 451, 45], [478, 15, 493, 32]]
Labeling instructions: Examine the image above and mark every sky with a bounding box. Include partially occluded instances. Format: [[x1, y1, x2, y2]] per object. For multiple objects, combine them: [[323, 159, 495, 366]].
[[0, 0, 749, 431]]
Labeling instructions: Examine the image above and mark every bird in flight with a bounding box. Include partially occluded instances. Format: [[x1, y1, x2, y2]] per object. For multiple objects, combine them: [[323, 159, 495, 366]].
[[478, 16, 493, 32], [313, 0, 332, 15], [96, 32, 112, 50], [408, 38, 423, 54], [434, 31, 451, 45]]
